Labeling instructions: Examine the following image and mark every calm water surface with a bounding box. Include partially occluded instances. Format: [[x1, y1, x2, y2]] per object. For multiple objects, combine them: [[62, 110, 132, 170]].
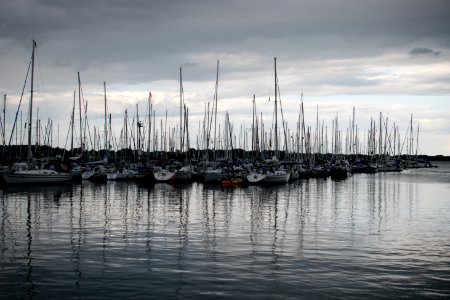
[[1, 163, 450, 299]]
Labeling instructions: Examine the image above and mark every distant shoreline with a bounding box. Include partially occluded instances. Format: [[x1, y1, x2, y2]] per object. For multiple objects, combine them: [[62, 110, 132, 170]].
[[0, 145, 449, 163], [428, 155, 450, 162]]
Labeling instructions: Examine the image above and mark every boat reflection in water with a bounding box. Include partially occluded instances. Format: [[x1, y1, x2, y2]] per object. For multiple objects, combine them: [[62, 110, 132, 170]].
[[1, 165, 450, 299]]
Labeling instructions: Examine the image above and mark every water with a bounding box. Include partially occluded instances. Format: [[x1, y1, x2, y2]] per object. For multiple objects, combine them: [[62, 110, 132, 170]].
[[1, 164, 450, 299]]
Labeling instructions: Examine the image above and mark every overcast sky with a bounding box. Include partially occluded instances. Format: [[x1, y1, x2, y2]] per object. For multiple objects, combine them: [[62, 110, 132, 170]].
[[1, 0, 449, 155]]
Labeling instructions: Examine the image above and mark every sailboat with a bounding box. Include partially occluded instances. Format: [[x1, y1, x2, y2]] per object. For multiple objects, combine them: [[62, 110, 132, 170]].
[[246, 170, 266, 184], [3, 40, 72, 185], [82, 82, 110, 182], [153, 167, 175, 183], [107, 163, 137, 180], [329, 159, 350, 180], [173, 165, 192, 182], [262, 170, 290, 184], [82, 157, 108, 182], [247, 58, 290, 185], [264, 59, 290, 184], [173, 67, 193, 183]]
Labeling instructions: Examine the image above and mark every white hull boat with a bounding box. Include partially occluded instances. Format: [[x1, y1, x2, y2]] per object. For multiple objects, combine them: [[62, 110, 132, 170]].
[[263, 170, 290, 184], [107, 169, 137, 180], [154, 170, 175, 182], [3, 42, 72, 186], [3, 169, 72, 184], [246, 172, 266, 185]]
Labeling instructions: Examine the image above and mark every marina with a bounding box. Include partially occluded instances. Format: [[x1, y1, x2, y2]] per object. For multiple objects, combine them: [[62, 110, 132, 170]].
[[1, 2, 449, 298], [0, 42, 439, 188]]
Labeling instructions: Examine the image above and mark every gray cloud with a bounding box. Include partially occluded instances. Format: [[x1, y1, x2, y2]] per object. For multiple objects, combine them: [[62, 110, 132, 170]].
[[1, 0, 448, 93], [409, 47, 442, 57]]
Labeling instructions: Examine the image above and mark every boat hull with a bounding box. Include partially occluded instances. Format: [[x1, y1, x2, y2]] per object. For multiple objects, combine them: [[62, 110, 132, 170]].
[[107, 169, 137, 181], [107, 173, 136, 180], [221, 178, 247, 187], [3, 170, 72, 185], [82, 170, 107, 182], [263, 172, 290, 184], [329, 168, 349, 180], [203, 170, 223, 183], [246, 173, 266, 185], [154, 171, 175, 183], [174, 170, 192, 182]]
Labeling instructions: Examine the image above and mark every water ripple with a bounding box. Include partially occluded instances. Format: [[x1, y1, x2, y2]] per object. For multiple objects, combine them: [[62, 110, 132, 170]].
[[1, 167, 450, 298]]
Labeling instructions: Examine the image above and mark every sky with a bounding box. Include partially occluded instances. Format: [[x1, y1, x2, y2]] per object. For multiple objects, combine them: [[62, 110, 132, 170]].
[[1, 0, 449, 155]]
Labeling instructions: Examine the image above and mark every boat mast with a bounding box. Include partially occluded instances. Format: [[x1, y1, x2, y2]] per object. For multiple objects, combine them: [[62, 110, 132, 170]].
[[124, 109, 128, 153], [104, 81, 108, 158], [252, 94, 256, 159], [213, 59, 219, 161], [301, 94, 306, 159], [152, 110, 156, 153], [71, 91, 75, 154], [179, 67, 183, 153], [184, 106, 189, 158], [2, 94, 6, 158], [27, 40, 37, 160], [415, 122, 419, 157], [352, 106, 355, 155], [78, 72, 83, 153], [137, 104, 141, 158], [274, 57, 278, 155], [148, 92, 152, 158]]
